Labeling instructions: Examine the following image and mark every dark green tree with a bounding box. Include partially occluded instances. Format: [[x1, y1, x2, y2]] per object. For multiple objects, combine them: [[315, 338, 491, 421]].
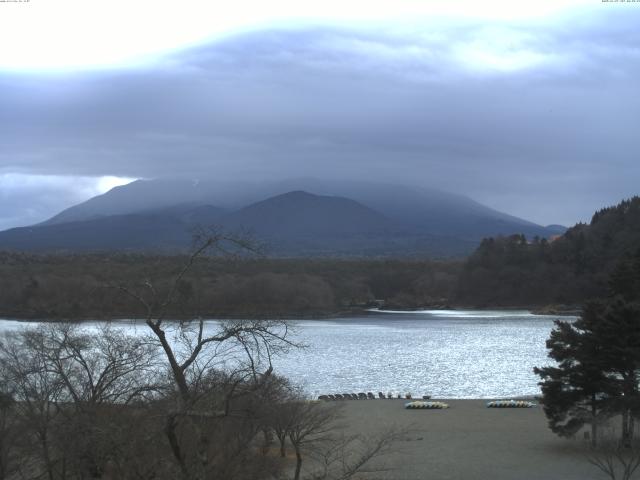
[[534, 301, 613, 446], [609, 249, 640, 302], [535, 299, 640, 447], [592, 299, 640, 446]]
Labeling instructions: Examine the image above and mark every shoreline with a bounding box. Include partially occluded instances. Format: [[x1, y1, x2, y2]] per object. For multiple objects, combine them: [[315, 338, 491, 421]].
[[0, 305, 579, 323], [370, 305, 580, 316]]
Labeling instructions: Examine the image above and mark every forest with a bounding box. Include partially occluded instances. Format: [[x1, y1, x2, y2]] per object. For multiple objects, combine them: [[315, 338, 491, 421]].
[[0, 254, 460, 319], [457, 196, 640, 307]]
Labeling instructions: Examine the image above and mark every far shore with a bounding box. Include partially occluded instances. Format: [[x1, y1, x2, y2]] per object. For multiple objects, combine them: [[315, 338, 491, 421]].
[[370, 305, 581, 316], [0, 305, 580, 323], [329, 398, 604, 480]]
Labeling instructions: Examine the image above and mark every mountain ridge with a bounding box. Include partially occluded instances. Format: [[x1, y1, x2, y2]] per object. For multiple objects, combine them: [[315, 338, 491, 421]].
[[1, 179, 566, 256]]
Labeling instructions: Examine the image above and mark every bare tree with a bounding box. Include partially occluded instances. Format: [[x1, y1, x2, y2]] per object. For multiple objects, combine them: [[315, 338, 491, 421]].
[[115, 231, 298, 479], [24, 323, 162, 407], [0, 324, 165, 480], [0, 331, 66, 480], [115, 232, 294, 400], [587, 437, 640, 480], [286, 401, 343, 480], [0, 389, 16, 480], [309, 429, 405, 480], [275, 396, 404, 480]]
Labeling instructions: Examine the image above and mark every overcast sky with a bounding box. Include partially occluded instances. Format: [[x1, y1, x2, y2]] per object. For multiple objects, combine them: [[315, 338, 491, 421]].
[[0, 0, 638, 230]]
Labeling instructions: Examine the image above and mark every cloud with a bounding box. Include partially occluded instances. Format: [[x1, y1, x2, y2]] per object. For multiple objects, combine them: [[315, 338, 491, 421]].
[[0, 0, 594, 70], [0, 6, 638, 227], [0, 174, 134, 230]]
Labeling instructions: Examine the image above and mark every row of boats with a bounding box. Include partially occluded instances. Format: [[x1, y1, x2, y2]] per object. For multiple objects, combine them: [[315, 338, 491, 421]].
[[405, 401, 449, 409], [404, 399, 537, 409], [318, 392, 431, 401], [317, 393, 537, 409], [486, 399, 537, 408]]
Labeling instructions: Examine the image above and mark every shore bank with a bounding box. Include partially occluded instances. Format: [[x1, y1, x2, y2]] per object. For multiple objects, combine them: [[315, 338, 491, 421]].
[[0, 308, 372, 322], [336, 398, 601, 480], [0, 305, 580, 322]]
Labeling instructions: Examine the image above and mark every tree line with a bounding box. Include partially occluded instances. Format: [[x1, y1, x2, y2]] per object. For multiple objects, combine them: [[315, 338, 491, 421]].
[[0, 253, 460, 320], [457, 196, 640, 307]]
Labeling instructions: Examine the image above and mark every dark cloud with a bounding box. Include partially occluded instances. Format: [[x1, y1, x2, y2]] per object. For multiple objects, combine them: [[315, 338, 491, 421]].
[[0, 7, 638, 227]]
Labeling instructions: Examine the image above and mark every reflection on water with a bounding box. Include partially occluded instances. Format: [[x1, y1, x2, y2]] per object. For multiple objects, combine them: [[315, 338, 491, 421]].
[[0, 310, 574, 399], [274, 310, 572, 399]]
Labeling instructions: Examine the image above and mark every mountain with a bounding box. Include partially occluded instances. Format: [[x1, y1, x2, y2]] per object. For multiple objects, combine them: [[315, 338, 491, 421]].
[[0, 178, 565, 256], [0, 189, 475, 256], [222, 191, 392, 237], [266, 179, 550, 240], [215, 191, 476, 256], [43, 178, 562, 238], [0, 213, 191, 252], [43, 179, 217, 225]]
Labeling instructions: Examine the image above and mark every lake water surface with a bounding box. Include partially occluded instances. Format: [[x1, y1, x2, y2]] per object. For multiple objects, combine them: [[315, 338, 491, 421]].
[[0, 310, 574, 399]]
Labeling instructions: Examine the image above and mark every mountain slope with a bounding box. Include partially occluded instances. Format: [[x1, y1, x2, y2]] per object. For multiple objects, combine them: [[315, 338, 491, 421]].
[[266, 179, 544, 238], [43, 179, 214, 225], [0, 213, 191, 252], [43, 178, 562, 240], [0, 190, 477, 256], [214, 191, 473, 256], [221, 191, 394, 237], [1, 178, 566, 256]]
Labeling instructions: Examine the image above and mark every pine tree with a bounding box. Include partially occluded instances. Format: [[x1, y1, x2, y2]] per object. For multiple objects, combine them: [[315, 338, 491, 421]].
[[535, 299, 640, 446], [592, 299, 640, 446], [534, 302, 613, 446], [609, 249, 640, 302]]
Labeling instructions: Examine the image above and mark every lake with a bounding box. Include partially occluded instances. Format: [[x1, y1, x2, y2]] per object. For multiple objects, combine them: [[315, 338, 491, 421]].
[[0, 309, 573, 399]]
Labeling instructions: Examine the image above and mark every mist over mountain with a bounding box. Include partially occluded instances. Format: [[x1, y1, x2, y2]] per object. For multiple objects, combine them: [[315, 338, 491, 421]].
[[0, 178, 564, 256], [47, 177, 562, 237]]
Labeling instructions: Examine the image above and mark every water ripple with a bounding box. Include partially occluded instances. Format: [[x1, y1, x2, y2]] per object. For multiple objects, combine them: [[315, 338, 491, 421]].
[[274, 311, 571, 398]]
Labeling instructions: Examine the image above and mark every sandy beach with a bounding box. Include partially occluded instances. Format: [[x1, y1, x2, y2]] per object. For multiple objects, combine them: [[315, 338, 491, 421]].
[[335, 399, 606, 480]]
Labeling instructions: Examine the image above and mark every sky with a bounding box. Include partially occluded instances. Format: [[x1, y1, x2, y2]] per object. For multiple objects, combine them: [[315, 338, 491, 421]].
[[0, 0, 638, 230]]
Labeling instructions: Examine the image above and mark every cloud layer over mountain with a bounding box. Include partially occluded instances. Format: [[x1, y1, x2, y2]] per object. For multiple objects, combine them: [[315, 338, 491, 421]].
[[1, 4, 638, 229]]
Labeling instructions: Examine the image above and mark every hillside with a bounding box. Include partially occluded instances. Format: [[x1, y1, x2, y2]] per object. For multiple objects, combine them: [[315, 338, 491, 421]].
[[0, 178, 563, 256], [0, 190, 475, 256], [221, 191, 392, 236], [456, 196, 640, 306], [0, 213, 192, 252], [43, 178, 561, 238]]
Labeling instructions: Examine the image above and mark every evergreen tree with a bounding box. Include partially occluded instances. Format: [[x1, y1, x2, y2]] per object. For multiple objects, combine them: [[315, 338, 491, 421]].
[[535, 299, 640, 446], [592, 299, 640, 446], [609, 249, 640, 302], [534, 302, 613, 446]]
